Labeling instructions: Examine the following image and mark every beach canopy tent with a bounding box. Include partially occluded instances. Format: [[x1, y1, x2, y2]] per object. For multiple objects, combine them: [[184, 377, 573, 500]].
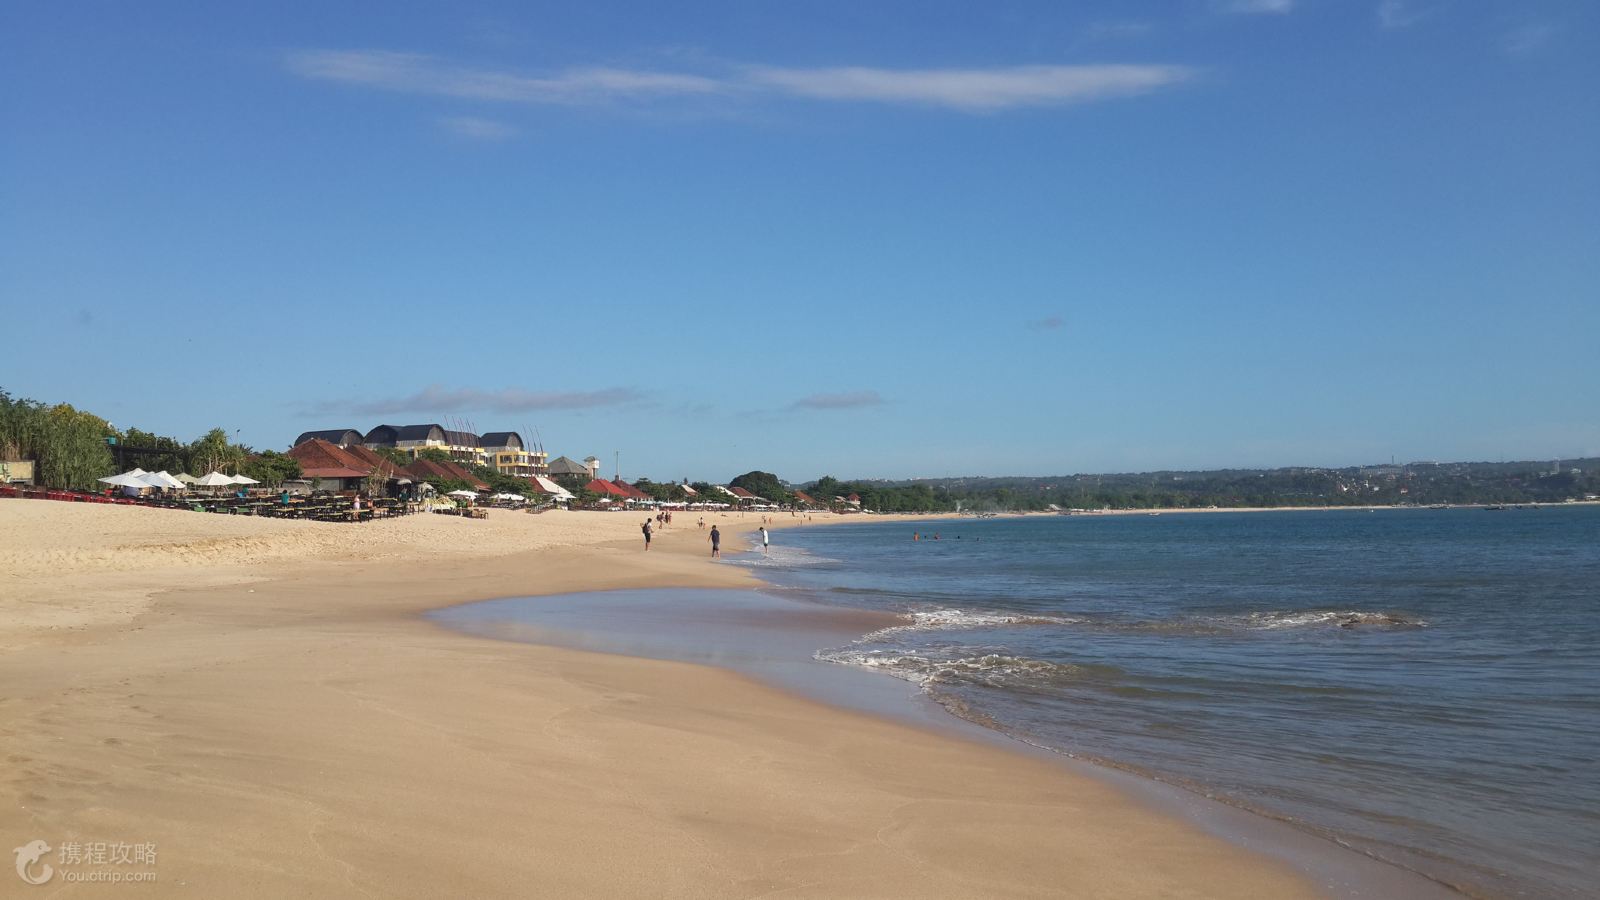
[[491, 492, 525, 502], [195, 471, 235, 487], [229, 474, 260, 485], [174, 473, 199, 485], [532, 476, 574, 501], [447, 489, 478, 499], [98, 471, 153, 488], [139, 471, 187, 490]]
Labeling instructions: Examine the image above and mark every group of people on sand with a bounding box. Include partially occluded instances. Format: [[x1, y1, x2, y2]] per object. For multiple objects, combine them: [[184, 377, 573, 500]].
[[642, 518, 763, 558]]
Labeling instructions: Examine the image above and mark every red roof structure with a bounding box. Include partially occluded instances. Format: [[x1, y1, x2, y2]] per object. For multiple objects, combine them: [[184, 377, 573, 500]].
[[613, 480, 652, 500], [727, 486, 764, 502], [792, 489, 818, 506], [403, 458, 488, 490], [584, 479, 629, 497], [286, 439, 374, 480], [342, 444, 403, 480]]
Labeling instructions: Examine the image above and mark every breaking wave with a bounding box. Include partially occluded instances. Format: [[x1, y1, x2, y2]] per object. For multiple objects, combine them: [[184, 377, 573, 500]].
[[863, 606, 1427, 639], [814, 646, 1086, 687]]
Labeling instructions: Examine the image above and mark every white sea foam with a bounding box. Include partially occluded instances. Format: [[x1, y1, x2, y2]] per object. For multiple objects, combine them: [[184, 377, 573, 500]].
[[1230, 610, 1427, 629], [732, 543, 838, 568], [815, 646, 1080, 687]]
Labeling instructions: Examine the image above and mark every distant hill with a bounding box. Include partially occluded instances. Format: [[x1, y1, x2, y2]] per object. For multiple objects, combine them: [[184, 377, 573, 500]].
[[798, 458, 1600, 512]]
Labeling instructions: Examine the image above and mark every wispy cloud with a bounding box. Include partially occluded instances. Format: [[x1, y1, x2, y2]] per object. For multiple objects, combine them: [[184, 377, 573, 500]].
[[745, 64, 1192, 112], [1501, 23, 1556, 56], [309, 385, 643, 417], [1377, 0, 1432, 30], [1215, 0, 1294, 14], [791, 390, 885, 411], [285, 50, 724, 105], [438, 115, 517, 140], [287, 50, 1196, 114], [1028, 315, 1065, 331]]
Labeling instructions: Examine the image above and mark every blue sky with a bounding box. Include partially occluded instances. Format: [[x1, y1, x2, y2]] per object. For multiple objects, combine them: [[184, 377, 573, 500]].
[[3, 1, 1596, 482]]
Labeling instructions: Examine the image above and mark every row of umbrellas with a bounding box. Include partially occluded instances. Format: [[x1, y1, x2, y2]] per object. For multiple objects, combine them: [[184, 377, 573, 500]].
[[98, 468, 259, 490]]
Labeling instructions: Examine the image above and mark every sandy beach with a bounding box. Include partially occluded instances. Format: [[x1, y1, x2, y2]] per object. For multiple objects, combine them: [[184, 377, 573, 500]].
[[0, 501, 1327, 897]]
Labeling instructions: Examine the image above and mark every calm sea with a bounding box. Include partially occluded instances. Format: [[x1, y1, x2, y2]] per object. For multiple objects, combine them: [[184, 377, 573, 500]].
[[750, 508, 1599, 899]]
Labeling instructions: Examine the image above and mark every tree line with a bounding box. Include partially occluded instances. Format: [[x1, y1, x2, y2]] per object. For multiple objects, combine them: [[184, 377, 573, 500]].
[[1, 388, 301, 490]]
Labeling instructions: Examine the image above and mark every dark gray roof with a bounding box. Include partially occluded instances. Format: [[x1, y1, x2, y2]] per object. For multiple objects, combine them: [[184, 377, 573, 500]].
[[480, 431, 522, 449], [547, 456, 592, 476], [294, 429, 363, 447], [365, 424, 446, 444], [443, 429, 479, 447]]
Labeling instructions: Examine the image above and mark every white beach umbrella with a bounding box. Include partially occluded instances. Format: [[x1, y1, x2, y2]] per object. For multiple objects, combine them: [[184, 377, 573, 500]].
[[126, 468, 148, 477], [139, 471, 186, 489], [229, 474, 260, 485], [195, 471, 235, 487], [174, 472, 200, 485], [447, 489, 477, 498], [98, 472, 150, 487]]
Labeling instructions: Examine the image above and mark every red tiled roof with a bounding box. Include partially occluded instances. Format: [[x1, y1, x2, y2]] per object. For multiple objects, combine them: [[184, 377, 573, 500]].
[[288, 439, 372, 477], [792, 490, 817, 505], [728, 486, 763, 500], [342, 444, 402, 478], [403, 458, 488, 490], [613, 480, 651, 500], [585, 479, 629, 497], [299, 466, 370, 479]]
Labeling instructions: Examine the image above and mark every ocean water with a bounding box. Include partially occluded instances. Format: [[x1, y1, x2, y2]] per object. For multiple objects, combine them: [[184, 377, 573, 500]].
[[751, 508, 1600, 900]]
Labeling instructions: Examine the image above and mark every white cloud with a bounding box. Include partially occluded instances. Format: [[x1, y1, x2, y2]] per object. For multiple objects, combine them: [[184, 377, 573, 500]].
[[1216, 0, 1294, 14], [438, 115, 516, 140], [285, 50, 724, 105], [311, 385, 643, 416], [791, 391, 885, 411], [287, 50, 1195, 114], [746, 64, 1192, 112]]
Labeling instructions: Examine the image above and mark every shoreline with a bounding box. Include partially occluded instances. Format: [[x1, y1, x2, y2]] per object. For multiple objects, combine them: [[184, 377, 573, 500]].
[[0, 502, 1370, 896], [429, 549, 1463, 900]]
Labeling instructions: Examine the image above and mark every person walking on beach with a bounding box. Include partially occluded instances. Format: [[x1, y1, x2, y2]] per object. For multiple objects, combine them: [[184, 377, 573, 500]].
[[759, 526, 770, 555], [709, 525, 721, 558], [642, 518, 653, 551]]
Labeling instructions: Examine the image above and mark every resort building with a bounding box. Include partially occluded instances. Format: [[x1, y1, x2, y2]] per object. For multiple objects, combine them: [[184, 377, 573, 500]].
[[286, 439, 379, 492], [726, 486, 765, 506], [548, 456, 600, 481], [362, 424, 449, 456], [295, 424, 554, 482], [292, 429, 364, 448], [481, 432, 548, 479], [361, 424, 487, 467]]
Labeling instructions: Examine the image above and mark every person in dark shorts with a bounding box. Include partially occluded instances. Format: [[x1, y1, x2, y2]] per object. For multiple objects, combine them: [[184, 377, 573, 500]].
[[641, 518, 653, 550], [709, 525, 721, 558]]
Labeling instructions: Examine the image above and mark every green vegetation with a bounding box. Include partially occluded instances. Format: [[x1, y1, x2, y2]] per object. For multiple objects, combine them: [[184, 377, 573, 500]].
[[729, 471, 790, 505], [0, 391, 115, 490], [0, 387, 287, 491], [799, 461, 1600, 512], [242, 450, 303, 488], [632, 477, 689, 503]]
